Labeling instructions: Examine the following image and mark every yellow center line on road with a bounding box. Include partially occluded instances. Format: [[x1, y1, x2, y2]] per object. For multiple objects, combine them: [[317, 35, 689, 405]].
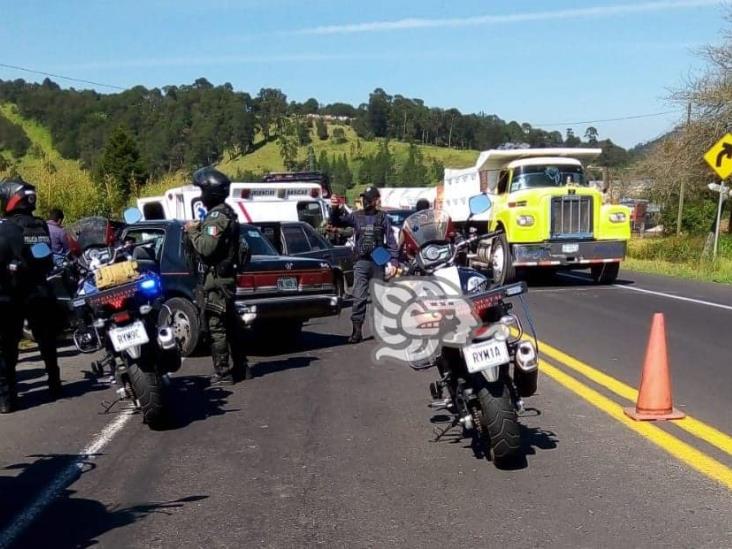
[[539, 359, 732, 491], [537, 338, 732, 459]]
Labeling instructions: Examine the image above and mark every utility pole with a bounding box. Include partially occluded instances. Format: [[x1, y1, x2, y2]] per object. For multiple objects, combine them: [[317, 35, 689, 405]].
[[676, 102, 692, 235]]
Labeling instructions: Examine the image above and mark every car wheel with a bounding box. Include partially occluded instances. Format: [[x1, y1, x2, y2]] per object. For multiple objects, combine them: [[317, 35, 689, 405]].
[[159, 297, 200, 357]]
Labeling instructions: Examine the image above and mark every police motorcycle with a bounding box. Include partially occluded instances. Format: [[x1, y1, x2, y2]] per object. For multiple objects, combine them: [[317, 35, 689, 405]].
[[63, 208, 181, 428], [372, 195, 539, 465]]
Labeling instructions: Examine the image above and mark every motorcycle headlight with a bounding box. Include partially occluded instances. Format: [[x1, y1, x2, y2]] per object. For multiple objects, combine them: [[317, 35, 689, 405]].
[[609, 212, 627, 223], [420, 243, 452, 266], [516, 215, 535, 227]]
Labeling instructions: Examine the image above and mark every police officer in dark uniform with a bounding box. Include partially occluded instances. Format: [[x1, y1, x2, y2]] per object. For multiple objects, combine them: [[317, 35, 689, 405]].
[[1, 180, 62, 399], [184, 168, 250, 385], [330, 186, 398, 343], [0, 207, 26, 413]]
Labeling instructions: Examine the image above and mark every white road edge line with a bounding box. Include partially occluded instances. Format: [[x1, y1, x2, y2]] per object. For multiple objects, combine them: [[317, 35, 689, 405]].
[[557, 272, 732, 311], [612, 284, 732, 311], [0, 409, 134, 549]]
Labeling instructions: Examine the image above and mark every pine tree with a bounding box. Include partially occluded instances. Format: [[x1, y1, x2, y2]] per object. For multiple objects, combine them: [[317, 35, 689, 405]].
[[96, 125, 145, 200], [316, 117, 328, 140]]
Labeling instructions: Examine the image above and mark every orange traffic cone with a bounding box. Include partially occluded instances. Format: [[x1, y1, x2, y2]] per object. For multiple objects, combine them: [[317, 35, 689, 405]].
[[624, 313, 685, 421]]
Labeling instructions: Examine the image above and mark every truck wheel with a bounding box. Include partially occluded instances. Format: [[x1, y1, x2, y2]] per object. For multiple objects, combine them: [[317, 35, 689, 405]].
[[591, 262, 620, 284], [491, 232, 516, 286], [159, 297, 200, 357]]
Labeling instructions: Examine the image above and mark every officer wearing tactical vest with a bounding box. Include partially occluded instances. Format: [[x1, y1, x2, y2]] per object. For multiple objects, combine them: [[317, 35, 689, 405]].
[[185, 168, 251, 385], [0, 200, 27, 413], [330, 186, 398, 343], [1, 180, 63, 401]]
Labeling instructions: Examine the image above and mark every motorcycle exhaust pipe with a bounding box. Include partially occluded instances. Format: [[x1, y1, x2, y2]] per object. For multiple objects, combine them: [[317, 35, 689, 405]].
[[515, 341, 538, 372], [157, 327, 177, 351]]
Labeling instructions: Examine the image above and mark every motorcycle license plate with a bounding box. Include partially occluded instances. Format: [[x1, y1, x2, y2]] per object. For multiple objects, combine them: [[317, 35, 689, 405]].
[[109, 321, 149, 352], [277, 277, 297, 291], [463, 339, 509, 374]]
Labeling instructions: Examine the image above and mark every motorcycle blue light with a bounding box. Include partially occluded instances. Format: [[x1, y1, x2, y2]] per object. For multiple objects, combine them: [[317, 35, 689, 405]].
[[138, 275, 161, 297]]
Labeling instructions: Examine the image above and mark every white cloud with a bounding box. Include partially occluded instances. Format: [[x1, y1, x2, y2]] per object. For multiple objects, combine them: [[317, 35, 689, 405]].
[[50, 51, 459, 71], [292, 0, 721, 35]]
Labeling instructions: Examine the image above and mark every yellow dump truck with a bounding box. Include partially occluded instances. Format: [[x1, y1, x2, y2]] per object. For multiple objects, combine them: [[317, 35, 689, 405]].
[[441, 148, 630, 284]]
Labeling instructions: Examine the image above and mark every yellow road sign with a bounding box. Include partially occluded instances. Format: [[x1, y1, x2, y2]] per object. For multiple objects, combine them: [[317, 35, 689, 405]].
[[704, 133, 732, 179]]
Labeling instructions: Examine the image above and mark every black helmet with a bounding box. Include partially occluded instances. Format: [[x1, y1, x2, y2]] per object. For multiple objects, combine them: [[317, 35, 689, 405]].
[[415, 198, 430, 211], [0, 180, 37, 216], [192, 167, 231, 208]]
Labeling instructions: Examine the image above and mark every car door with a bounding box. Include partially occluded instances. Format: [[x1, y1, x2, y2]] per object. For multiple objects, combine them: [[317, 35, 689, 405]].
[[281, 224, 325, 260], [301, 224, 354, 288]]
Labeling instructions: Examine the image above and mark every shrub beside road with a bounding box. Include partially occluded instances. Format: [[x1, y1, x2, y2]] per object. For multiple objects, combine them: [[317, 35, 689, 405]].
[[625, 234, 732, 284]]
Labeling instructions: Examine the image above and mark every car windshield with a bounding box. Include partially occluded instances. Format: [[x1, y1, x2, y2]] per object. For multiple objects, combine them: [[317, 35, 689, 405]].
[[386, 210, 414, 228], [510, 164, 587, 192], [401, 208, 452, 246], [241, 227, 278, 256]]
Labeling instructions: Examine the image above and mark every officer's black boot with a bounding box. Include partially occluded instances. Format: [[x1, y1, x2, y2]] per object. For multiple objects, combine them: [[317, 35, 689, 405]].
[[210, 356, 234, 386], [348, 321, 363, 344], [232, 359, 253, 383], [0, 385, 16, 414], [0, 395, 14, 414], [48, 378, 63, 400]]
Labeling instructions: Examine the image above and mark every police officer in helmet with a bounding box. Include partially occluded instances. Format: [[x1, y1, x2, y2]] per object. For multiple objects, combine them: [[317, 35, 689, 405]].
[[184, 167, 250, 385], [0, 199, 26, 413], [0, 180, 62, 400], [330, 186, 398, 343]]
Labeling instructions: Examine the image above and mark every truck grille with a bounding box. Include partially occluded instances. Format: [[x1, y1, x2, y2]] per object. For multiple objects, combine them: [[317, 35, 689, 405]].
[[550, 196, 593, 239]]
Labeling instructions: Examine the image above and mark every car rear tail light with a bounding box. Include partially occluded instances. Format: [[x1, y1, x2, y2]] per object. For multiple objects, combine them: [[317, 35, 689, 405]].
[[236, 274, 255, 292], [300, 269, 331, 285]]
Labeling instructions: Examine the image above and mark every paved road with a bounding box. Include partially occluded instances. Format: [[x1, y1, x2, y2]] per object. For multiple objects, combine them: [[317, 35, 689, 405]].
[[1, 268, 731, 548]]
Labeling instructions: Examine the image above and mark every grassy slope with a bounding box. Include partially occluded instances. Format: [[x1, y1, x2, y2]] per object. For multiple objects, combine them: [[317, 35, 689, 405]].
[[0, 103, 100, 220], [626, 236, 732, 284], [218, 123, 479, 177]]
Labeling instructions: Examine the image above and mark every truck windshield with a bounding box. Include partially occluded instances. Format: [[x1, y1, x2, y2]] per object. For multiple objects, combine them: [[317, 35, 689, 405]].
[[510, 165, 587, 192]]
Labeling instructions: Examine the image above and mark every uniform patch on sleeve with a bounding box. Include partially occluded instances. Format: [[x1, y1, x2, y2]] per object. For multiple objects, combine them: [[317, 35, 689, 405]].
[[206, 226, 220, 237], [209, 211, 220, 218]]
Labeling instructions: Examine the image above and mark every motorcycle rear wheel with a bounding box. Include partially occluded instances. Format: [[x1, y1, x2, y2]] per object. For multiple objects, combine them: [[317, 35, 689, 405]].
[[127, 362, 166, 429], [478, 380, 520, 464]]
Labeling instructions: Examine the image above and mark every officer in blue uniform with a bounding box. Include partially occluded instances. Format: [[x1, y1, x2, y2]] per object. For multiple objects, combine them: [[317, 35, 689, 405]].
[[330, 186, 398, 343]]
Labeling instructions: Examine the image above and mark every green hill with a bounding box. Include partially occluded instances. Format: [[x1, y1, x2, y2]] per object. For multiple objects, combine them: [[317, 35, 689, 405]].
[[0, 107, 480, 216], [218, 122, 479, 177], [0, 103, 100, 220]]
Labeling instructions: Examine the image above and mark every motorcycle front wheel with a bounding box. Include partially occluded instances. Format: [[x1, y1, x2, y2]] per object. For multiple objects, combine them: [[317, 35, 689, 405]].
[[478, 380, 520, 464], [127, 361, 166, 429]]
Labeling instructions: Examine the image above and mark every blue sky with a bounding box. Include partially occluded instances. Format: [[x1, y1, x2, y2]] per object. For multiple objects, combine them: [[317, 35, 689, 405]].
[[0, 0, 726, 148]]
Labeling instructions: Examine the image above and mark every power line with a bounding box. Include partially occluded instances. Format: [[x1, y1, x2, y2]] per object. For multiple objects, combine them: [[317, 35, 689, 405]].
[[0, 63, 126, 91], [536, 111, 678, 127]]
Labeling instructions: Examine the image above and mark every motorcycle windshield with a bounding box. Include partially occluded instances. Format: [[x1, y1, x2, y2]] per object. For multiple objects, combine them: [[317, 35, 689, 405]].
[[401, 209, 452, 247], [67, 217, 118, 250]]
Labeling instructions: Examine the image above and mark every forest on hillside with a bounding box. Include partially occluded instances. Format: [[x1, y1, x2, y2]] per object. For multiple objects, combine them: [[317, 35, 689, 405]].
[[0, 78, 631, 180]]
